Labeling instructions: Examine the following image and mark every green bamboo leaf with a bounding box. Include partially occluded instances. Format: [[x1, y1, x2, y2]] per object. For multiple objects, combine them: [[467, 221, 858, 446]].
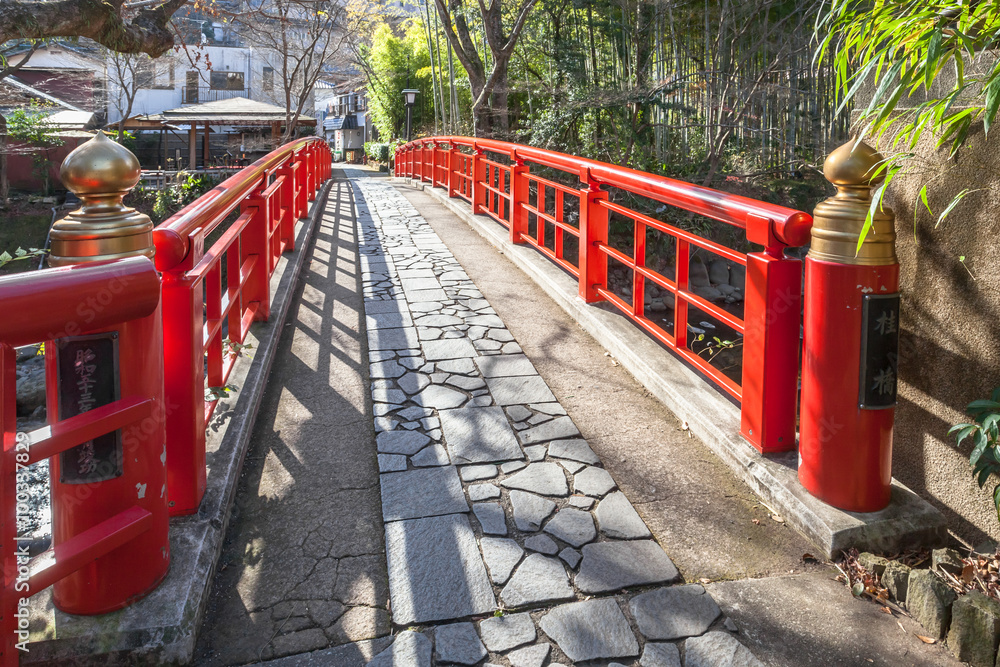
[[937, 189, 972, 226], [984, 74, 1000, 136], [926, 28, 943, 88], [919, 185, 932, 215]]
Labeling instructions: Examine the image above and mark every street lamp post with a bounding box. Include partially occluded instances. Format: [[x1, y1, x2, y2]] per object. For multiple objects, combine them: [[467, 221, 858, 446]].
[[402, 89, 419, 142]]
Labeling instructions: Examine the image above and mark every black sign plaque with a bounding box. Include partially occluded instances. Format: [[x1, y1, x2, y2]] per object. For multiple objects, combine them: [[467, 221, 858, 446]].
[[858, 293, 900, 410], [55, 333, 123, 484]]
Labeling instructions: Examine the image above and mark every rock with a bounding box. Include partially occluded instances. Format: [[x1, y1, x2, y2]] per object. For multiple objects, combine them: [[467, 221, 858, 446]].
[[559, 547, 581, 569], [729, 268, 746, 291], [378, 454, 407, 473], [479, 612, 536, 652], [932, 548, 965, 575], [692, 285, 724, 301], [380, 467, 468, 521], [568, 496, 595, 510], [469, 484, 501, 501], [648, 299, 667, 313], [906, 569, 956, 639], [539, 598, 639, 662], [685, 631, 763, 667], [543, 508, 597, 547], [480, 537, 524, 585], [487, 376, 557, 405], [411, 444, 450, 467], [640, 642, 682, 667], [882, 561, 911, 602], [366, 630, 432, 667], [689, 257, 710, 287], [524, 445, 547, 462], [594, 491, 651, 539], [500, 554, 574, 607], [629, 585, 721, 640], [476, 354, 537, 378], [413, 384, 468, 410], [525, 534, 559, 555], [574, 467, 617, 497], [507, 643, 550, 667], [507, 405, 533, 422], [434, 623, 487, 665], [501, 463, 569, 496], [501, 460, 527, 474], [473, 502, 508, 535], [857, 552, 889, 577], [397, 372, 432, 395], [548, 439, 600, 465], [708, 260, 730, 285], [509, 490, 556, 531], [947, 591, 1000, 667], [517, 416, 581, 445], [575, 540, 679, 593], [377, 430, 431, 455], [460, 464, 498, 482], [15, 361, 45, 417], [440, 407, 523, 464]]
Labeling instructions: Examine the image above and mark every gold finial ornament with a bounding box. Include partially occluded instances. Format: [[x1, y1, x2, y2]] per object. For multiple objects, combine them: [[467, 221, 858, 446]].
[[809, 139, 897, 266], [49, 131, 154, 266]]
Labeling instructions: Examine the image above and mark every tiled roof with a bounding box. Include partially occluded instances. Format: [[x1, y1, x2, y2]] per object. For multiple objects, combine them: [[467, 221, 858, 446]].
[[155, 97, 316, 125]]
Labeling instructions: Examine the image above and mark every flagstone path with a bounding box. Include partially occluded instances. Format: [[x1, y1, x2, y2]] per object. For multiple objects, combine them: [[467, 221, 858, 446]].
[[353, 176, 763, 666]]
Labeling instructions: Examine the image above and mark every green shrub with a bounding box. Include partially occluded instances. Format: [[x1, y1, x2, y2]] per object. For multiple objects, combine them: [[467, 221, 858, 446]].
[[365, 142, 390, 163]]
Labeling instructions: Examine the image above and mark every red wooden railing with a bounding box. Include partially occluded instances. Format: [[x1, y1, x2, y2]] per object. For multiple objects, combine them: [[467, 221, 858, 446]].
[[397, 137, 811, 453], [0, 258, 163, 666], [154, 137, 330, 515]]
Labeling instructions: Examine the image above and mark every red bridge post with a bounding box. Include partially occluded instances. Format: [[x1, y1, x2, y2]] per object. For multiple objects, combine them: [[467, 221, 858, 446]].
[[799, 141, 899, 512], [578, 168, 609, 303]]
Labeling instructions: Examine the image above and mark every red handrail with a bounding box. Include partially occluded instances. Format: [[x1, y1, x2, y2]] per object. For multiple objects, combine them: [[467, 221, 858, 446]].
[[156, 138, 331, 515], [396, 136, 806, 453]]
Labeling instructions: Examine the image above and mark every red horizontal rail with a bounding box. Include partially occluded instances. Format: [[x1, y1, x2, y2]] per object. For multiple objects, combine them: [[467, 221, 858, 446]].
[[0, 257, 160, 347], [22, 397, 152, 465]]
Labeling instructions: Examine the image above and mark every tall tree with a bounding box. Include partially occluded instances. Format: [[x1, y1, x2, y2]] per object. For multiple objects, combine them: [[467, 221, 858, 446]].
[[433, 0, 539, 135]]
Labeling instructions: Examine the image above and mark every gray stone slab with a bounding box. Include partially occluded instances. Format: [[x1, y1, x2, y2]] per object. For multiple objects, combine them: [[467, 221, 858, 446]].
[[509, 490, 557, 532], [548, 439, 600, 465], [559, 460, 585, 474], [480, 537, 524, 585], [476, 354, 538, 378], [500, 554, 574, 608], [525, 445, 547, 462], [405, 287, 449, 303], [366, 310, 414, 330], [531, 402, 567, 416], [501, 460, 527, 474], [594, 491, 652, 539], [372, 381, 406, 405], [413, 385, 468, 410], [469, 483, 501, 501], [401, 276, 442, 292], [473, 502, 508, 535], [525, 535, 559, 555], [575, 541, 679, 593], [422, 338, 479, 360], [501, 463, 569, 496], [559, 547, 582, 569], [370, 360, 407, 379], [568, 496, 595, 510], [378, 454, 407, 472], [369, 327, 420, 351], [539, 599, 639, 662], [380, 467, 469, 521], [446, 375, 487, 391], [517, 416, 580, 445], [640, 643, 682, 667], [460, 464, 498, 482], [440, 406, 523, 464], [377, 430, 431, 455], [367, 630, 432, 667], [487, 376, 557, 406], [629, 585, 721, 640], [411, 444, 450, 467], [434, 623, 487, 665], [415, 314, 464, 327], [507, 405, 534, 422], [508, 644, 551, 667], [384, 514, 496, 624], [479, 612, 536, 652], [685, 632, 764, 667], [544, 508, 597, 547], [397, 372, 432, 395], [437, 358, 478, 375], [397, 268, 437, 279], [574, 466, 617, 497]]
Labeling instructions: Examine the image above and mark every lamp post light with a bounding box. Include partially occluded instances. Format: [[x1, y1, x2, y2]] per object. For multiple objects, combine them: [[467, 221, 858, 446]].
[[402, 88, 419, 142]]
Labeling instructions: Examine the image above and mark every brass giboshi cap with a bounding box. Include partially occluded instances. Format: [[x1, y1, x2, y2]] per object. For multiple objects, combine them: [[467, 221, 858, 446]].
[[49, 132, 154, 267], [809, 139, 897, 266]]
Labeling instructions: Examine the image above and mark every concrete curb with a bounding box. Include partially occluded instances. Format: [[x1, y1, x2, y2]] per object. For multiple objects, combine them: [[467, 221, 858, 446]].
[[23, 180, 334, 666], [400, 177, 947, 560]]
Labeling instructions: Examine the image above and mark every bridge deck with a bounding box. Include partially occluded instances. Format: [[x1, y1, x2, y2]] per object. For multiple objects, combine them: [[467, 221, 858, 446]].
[[193, 166, 956, 667]]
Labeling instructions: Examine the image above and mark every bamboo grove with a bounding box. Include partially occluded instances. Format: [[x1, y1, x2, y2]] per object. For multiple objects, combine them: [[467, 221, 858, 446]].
[[358, 0, 850, 190]]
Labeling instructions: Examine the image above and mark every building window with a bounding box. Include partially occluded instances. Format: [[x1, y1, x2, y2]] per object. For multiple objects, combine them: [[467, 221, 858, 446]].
[[210, 71, 245, 90], [136, 58, 175, 90], [263, 66, 274, 92]]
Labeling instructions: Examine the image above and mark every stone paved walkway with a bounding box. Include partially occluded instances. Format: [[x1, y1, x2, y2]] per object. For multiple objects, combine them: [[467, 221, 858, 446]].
[[353, 176, 763, 666]]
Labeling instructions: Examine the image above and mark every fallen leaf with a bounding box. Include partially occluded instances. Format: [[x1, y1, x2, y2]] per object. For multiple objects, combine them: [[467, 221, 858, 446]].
[[962, 563, 975, 584], [802, 553, 818, 563], [752, 519, 761, 525], [897, 620, 907, 633], [879, 606, 892, 615], [699, 578, 712, 584], [916, 635, 937, 644], [771, 514, 785, 523]]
